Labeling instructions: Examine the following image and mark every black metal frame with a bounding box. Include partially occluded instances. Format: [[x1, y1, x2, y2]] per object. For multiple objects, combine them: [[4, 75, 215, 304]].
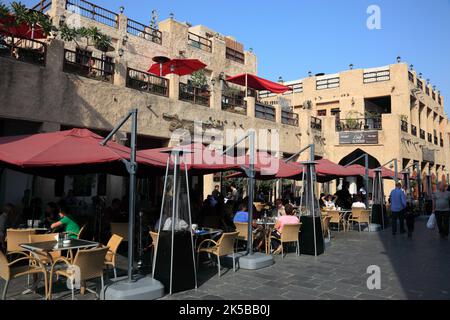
[[411, 125, 417, 136], [281, 110, 299, 126], [179, 83, 210, 107], [255, 102, 275, 122], [31, 0, 51, 12], [221, 94, 247, 115], [420, 129, 426, 140], [336, 117, 382, 132], [188, 32, 212, 52], [63, 49, 114, 83], [66, 0, 119, 28], [127, 18, 162, 45], [126, 68, 169, 96], [225, 47, 245, 64], [0, 34, 46, 66], [401, 120, 409, 133], [310, 116, 322, 130]]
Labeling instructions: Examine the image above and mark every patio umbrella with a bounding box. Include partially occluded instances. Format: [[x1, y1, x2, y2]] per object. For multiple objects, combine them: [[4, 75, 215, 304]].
[[0, 128, 161, 178], [346, 164, 396, 179], [226, 73, 293, 95], [138, 143, 239, 175], [0, 15, 47, 40], [147, 58, 207, 77]]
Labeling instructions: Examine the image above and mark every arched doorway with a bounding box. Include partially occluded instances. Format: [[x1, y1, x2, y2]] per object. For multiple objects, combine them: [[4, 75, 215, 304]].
[[338, 149, 382, 196]]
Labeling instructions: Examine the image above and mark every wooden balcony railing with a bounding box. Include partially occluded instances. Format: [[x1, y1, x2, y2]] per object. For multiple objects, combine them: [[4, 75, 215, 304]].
[[179, 83, 210, 107], [411, 125, 417, 137], [311, 116, 322, 130], [336, 118, 382, 132], [420, 129, 426, 140], [127, 19, 162, 45], [222, 95, 247, 115], [126, 68, 168, 96], [188, 32, 212, 52], [226, 47, 245, 64], [66, 0, 119, 28], [31, 0, 51, 12], [282, 110, 299, 126], [255, 102, 275, 122], [0, 35, 46, 66], [401, 120, 408, 133], [63, 49, 114, 83]]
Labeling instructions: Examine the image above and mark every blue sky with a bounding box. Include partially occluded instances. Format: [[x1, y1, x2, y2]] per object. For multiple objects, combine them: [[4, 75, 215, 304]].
[[11, 0, 450, 113]]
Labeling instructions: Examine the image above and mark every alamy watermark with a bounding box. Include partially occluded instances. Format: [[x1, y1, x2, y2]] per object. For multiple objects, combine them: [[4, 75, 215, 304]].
[[367, 5, 382, 30], [366, 265, 381, 290]]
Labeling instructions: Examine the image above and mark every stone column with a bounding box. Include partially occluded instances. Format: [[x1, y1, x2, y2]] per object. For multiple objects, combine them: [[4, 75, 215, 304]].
[[209, 74, 222, 111], [245, 97, 255, 118], [167, 74, 180, 100]]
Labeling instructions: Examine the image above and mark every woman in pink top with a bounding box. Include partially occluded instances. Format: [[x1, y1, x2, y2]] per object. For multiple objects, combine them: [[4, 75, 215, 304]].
[[271, 204, 299, 254]]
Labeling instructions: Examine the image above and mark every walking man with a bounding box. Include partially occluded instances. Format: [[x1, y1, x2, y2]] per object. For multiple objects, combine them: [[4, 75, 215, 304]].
[[432, 182, 450, 240], [389, 182, 407, 236]]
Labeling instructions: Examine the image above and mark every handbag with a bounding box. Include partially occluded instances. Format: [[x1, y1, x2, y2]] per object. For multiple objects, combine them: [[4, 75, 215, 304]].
[[427, 213, 436, 230]]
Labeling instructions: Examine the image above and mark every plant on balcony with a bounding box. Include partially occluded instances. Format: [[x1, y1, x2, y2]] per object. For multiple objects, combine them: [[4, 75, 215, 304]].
[[59, 25, 113, 53], [1, 1, 55, 36], [189, 69, 209, 91]]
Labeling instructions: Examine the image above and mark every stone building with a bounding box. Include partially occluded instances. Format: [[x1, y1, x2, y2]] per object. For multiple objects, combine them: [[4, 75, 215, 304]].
[[261, 63, 449, 196], [0, 0, 304, 206]]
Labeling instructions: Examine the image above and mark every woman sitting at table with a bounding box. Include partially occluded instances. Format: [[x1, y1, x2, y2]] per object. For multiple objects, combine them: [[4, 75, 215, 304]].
[[270, 204, 300, 254], [321, 194, 337, 210], [50, 205, 80, 239]]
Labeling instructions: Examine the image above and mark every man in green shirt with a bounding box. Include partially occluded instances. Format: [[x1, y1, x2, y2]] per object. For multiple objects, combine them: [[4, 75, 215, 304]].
[[51, 205, 81, 239]]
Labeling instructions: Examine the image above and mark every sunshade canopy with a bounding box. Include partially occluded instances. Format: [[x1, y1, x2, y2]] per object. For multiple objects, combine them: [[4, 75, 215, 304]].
[[0, 128, 152, 178], [148, 58, 207, 77], [0, 15, 47, 39], [346, 164, 396, 179], [226, 73, 293, 94]]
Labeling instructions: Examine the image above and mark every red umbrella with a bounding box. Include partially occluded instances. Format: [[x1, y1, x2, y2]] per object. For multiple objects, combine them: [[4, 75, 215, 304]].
[[138, 143, 239, 175], [346, 164, 396, 179], [0, 15, 47, 39], [0, 128, 156, 177], [226, 73, 293, 94], [147, 58, 207, 77], [315, 159, 360, 177]]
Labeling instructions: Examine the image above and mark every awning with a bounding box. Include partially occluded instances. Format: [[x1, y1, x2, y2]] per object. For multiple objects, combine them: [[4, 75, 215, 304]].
[[346, 164, 396, 179], [148, 58, 207, 77], [0, 15, 47, 39], [0, 129, 155, 178], [226, 73, 292, 94]]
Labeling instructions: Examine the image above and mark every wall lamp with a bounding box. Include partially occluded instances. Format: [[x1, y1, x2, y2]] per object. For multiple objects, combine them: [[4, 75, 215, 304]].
[[119, 6, 125, 14], [122, 35, 129, 46], [59, 15, 66, 26]]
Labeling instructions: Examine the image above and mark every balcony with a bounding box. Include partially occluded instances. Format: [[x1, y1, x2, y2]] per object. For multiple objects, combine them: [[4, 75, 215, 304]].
[[311, 117, 322, 131], [420, 129, 426, 140], [222, 94, 247, 115], [432, 91, 436, 100], [0, 35, 46, 66], [255, 102, 275, 122], [282, 110, 299, 127], [417, 79, 423, 90], [179, 83, 210, 107], [63, 49, 114, 83], [428, 133, 432, 143], [411, 125, 417, 137], [434, 136, 438, 145], [408, 71, 414, 83], [66, 0, 119, 28], [188, 32, 212, 53], [126, 68, 168, 96], [127, 19, 162, 45], [336, 118, 382, 132]]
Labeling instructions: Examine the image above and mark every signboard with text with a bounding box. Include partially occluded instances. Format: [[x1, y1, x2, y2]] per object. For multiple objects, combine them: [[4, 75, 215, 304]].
[[339, 131, 379, 145]]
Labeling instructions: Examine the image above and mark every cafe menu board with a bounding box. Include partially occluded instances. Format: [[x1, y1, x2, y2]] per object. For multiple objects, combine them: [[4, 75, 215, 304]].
[[339, 131, 379, 145]]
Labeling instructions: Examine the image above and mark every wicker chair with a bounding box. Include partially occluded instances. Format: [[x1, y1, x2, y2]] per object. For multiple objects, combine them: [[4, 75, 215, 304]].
[[197, 232, 239, 277], [29, 233, 61, 265], [270, 223, 301, 259], [348, 209, 371, 232], [104, 234, 123, 279], [0, 250, 48, 300], [325, 210, 344, 232], [111, 223, 128, 242], [6, 229, 36, 253], [65, 224, 86, 239], [48, 246, 108, 300]]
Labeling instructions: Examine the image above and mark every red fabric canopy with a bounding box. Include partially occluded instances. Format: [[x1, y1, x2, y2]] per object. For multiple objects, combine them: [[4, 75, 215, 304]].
[[226, 74, 293, 94], [138, 143, 239, 175], [0, 15, 46, 39], [315, 159, 359, 177], [346, 164, 396, 179], [148, 58, 207, 77], [0, 128, 152, 177]]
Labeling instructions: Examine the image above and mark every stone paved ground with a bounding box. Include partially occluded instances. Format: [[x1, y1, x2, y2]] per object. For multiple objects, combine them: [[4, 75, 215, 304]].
[[3, 216, 450, 300]]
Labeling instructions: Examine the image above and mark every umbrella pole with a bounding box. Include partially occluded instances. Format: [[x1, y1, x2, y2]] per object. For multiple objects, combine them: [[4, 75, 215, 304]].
[[247, 130, 255, 255]]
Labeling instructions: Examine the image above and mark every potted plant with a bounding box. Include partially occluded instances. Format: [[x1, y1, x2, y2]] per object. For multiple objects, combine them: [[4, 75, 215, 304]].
[[190, 70, 209, 92]]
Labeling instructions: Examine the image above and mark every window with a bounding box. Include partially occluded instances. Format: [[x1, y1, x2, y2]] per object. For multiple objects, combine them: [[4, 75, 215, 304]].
[[331, 108, 341, 116], [317, 110, 327, 116], [226, 47, 245, 64]]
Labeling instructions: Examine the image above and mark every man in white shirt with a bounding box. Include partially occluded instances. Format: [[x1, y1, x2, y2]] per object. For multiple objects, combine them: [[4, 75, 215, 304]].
[[352, 195, 366, 209]]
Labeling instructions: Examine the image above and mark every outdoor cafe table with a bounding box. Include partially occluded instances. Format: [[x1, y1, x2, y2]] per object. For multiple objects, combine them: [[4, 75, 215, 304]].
[[20, 239, 99, 257]]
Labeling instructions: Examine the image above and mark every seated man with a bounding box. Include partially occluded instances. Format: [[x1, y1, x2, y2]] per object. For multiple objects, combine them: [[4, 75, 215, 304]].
[[51, 205, 81, 239], [351, 195, 367, 209], [271, 204, 300, 254], [233, 204, 265, 252]]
